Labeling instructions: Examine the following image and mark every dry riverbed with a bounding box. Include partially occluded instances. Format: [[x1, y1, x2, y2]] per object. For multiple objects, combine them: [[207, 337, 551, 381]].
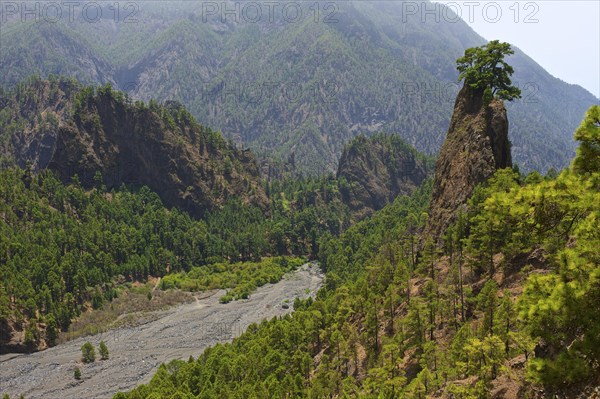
[[0, 262, 323, 399]]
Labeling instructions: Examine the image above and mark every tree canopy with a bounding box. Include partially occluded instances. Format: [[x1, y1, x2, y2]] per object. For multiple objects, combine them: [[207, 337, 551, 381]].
[[116, 108, 599, 398], [457, 40, 522, 101], [81, 342, 95, 363], [572, 105, 600, 177]]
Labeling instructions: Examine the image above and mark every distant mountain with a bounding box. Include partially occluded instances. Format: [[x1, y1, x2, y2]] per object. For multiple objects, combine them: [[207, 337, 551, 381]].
[[1, 1, 596, 174], [0, 77, 267, 217]]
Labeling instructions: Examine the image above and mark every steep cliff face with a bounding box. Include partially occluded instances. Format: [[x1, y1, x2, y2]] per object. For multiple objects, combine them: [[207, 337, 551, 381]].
[[425, 85, 512, 241], [0, 78, 267, 218], [337, 134, 431, 220]]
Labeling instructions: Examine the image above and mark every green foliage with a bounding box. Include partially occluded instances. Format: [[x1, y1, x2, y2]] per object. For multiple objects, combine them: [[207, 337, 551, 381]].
[[0, 165, 348, 338], [458, 112, 600, 388], [0, 78, 593, 398], [45, 314, 58, 347], [2, 6, 592, 174], [457, 40, 521, 101], [81, 341, 95, 363], [99, 341, 109, 360], [116, 184, 432, 398], [74, 367, 82, 380], [572, 105, 600, 177], [517, 181, 599, 386], [160, 257, 304, 301], [117, 110, 599, 398], [0, 168, 201, 333]]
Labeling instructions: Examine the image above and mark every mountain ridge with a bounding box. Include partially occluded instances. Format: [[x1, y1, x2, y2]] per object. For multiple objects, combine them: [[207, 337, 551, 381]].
[[337, 133, 433, 220], [0, 77, 268, 218], [1, 1, 596, 174]]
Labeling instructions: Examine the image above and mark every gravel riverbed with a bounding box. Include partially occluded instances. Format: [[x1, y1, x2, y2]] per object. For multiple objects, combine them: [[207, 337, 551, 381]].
[[0, 262, 323, 399]]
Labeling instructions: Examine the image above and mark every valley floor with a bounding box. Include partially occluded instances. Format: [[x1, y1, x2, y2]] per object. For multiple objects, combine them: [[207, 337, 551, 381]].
[[0, 263, 323, 399]]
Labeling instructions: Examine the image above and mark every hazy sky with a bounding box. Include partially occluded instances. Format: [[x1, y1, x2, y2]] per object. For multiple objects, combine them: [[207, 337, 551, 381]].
[[433, 1, 600, 98]]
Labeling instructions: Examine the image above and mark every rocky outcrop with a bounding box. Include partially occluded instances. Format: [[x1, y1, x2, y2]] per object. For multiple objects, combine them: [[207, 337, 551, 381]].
[[425, 85, 512, 242], [0, 78, 268, 218], [337, 134, 431, 220]]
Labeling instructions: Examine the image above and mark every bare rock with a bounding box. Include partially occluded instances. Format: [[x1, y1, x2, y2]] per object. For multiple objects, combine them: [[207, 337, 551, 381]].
[[424, 85, 512, 242]]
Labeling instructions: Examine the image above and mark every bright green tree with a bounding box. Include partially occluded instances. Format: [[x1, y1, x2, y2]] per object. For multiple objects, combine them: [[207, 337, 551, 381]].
[[457, 40, 522, 101], [572, 105, 600, 176], [477, 280, 499, 335], [45, 315, 58, 347], [99, 341, 109, 360], [74, 367, 81, 380], [81, 341, 96, 363]]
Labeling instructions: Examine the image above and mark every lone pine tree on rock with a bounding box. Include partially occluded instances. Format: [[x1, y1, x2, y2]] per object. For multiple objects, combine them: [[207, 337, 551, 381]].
[[457, 40, 522, 102], [425, 40, 518, 242]]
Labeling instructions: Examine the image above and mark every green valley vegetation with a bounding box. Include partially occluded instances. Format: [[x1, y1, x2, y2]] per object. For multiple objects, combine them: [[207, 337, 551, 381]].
[[0, 35, 596, 396], [572, 104, 600, 176], [0, 77, 370, 350], [0, 165, 348, 349], [159, 257, 305, 303], [114, 106, 599, 397]]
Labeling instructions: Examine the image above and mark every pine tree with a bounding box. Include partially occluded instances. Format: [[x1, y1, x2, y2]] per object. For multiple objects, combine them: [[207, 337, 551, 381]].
[[572, 105, 600, 177], [99, 341, 109, 360], [46, 315, 58, 347], [457, 40, 521, 101], [81, 341, 95, 363], [477, 280, 499, 336]]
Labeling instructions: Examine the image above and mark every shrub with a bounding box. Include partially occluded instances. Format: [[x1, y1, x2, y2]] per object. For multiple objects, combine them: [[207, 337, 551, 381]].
[[99, 340, 109, 360], [81, 341, 95, 363]]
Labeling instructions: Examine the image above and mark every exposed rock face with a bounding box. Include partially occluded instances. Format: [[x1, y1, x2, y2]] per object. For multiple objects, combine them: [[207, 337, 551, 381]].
[[337, 134, 431, 220], [425, 85, 512, 242], [1, 79, 268, 218]]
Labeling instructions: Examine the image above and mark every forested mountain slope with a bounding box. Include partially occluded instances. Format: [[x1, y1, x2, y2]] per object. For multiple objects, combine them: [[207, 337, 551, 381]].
[[0, 131, 431, 354], [0, 77, 433, 221], [0, 76, 267, 218], [0, 155, 357, 353], [337, 133, 433, 220], [115, 105, 600, 399], [1, 1, 596, 174], [0, 166, 296, 353]]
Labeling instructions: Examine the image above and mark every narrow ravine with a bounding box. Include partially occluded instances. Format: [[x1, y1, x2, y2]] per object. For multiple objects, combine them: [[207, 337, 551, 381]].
[[0, 263, 323, 399]]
